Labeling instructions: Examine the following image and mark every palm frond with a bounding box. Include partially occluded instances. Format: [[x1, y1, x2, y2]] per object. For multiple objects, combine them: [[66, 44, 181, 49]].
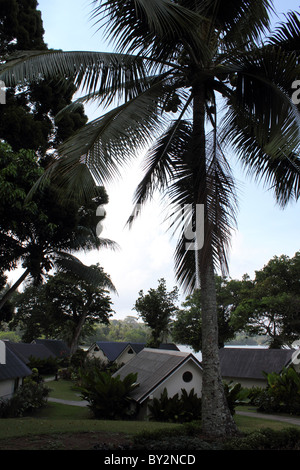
[[268, 10, 300, 53], [91, 0, 205, 60], [0, 49, 149, 99], [54, 252, 117, 292], [171, 130, 238, 292], [221, 46, 300, 206]]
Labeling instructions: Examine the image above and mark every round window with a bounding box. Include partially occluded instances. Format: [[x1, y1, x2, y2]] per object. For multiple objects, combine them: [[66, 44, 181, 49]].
[[182, 371, 193, 383]]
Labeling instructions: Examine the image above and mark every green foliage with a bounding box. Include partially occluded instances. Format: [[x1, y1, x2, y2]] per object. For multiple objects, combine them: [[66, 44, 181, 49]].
[[0, 0, 87, 155], [148, 388, 202, 423], [256, 367, 300, 415], [27, 356, 61, 376], [0, 380, 50, 418], [230, 253, 300, 348], [223, 381, 250, 415], [224, 428, 300, 451], [11, 265, 114, 349], [134, 278, 179, 347], [172, 277, 246, 350], [83, 317, 150, 345], [78, 367, 139, 419]]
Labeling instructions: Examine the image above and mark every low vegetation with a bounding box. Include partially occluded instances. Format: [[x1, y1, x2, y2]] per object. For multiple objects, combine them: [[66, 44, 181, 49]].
[[1, 372, 300, 450]]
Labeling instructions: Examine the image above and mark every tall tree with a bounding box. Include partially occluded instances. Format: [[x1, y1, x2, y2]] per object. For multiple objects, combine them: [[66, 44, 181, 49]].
[[1, 1, 300, 437], [133, 278, 179, 347], [11, 265, 115, 355], [0, 0, 87, 155], [172, 276, 245, 350], [230, 252, 300, 348], [0, 142, 116, 310]]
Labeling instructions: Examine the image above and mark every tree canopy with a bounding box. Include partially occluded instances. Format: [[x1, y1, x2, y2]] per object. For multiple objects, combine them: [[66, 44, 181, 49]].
[[133, 278, 179, 347], [230, 252, 300, 348], [11, 265, 115, 354], [0, 142, 114, 311]]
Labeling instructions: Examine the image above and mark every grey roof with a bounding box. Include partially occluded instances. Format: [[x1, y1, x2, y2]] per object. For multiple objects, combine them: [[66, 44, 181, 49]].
[[114, 348, 202, 403], [5, 342, 56, 365], [32, 339, 70, 358], [219, 347, 295, 380], [92, 341, 179, 362], [0, 345, 32, 381]]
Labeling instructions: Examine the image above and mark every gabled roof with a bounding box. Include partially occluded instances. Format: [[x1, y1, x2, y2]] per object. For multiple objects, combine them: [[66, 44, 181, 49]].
[[114, 348, 202, 403], [32, 339, 70, 358], [5, 341, 56, 365], [91, 342, 144, 362], [91, 341, 179, 362], [219, 347, 295, 380], [0, 344, 32, 381]]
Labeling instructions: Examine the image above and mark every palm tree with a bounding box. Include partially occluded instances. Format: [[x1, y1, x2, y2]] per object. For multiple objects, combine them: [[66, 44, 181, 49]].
[[1, 0, 300, 436]]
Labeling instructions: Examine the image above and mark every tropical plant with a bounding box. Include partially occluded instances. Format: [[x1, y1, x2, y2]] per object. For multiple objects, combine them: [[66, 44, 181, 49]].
[[1, 1, 300, 437], [0, 142, 117, 311], [257, 367, 300, 415], [148, 387, 202, 423], [78, 368, 139, 419]]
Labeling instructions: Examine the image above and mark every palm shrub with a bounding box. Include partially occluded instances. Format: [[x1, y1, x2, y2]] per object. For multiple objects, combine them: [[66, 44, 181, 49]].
[[78, 367, 139, 419], [257, 367, 300, 415], [148, 387, 202, 423], [223, 381, 250, 415]]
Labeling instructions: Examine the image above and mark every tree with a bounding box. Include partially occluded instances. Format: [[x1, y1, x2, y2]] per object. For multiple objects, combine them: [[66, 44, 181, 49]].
[[0, 142, 116, 309], [230, 252, 300, 348], [172, 276, 245, 350], [12, 265, 115, 355], [0, 0, 87, 156], [1, 1, 300, 437], [133, 278, 178, 347]]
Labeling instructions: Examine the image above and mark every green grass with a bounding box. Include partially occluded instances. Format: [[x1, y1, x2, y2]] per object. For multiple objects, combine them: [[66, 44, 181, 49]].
[[0, 402, 183, 440], [47, 379, 82, 401], [0, 379, 299, 441]]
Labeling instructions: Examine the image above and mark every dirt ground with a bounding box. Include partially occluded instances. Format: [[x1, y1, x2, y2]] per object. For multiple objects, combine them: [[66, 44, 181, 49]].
[[0, 432, 134, 450]]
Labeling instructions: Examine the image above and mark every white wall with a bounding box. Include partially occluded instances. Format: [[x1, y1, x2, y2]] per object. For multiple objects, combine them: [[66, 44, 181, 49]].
[[0, 340, 5, 365], [0, 379, 15, 400]]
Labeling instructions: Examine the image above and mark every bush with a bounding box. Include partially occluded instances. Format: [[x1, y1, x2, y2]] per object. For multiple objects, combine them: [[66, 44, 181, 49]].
[[148, 388, 202, 423], [27, 355, 60, 375], [77, 367, 139, 419], [0, 379, 50, 418], [134, 426, 300, 451], [224, 428, 300, 450], [256, 367, 300, 415]]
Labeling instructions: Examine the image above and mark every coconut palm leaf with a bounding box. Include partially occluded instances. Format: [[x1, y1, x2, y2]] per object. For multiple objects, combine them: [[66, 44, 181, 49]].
[[268, 10, 300, 53], [54, 252, 117, 292]]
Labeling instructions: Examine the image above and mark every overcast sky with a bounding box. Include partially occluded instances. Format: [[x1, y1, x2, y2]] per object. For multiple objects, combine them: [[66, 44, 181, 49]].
[[29, 1, 300, 318]]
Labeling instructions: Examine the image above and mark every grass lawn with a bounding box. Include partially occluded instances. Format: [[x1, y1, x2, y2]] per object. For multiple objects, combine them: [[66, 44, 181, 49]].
[[0, 379, 299, 443]]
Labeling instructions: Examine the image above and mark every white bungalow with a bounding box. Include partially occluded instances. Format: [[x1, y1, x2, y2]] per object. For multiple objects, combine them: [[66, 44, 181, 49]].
[[113, 348, 203, 420]]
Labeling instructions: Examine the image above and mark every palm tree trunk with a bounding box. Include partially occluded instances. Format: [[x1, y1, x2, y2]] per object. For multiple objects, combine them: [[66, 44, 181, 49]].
[[0, 268, 30, 311], [192, 86, 238, 437]]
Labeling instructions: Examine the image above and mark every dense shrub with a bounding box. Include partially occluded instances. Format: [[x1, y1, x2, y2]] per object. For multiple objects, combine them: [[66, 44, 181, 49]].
[[0, 379, 50, 418], [78, 367, 139, 419], [133, 426, 300, 451], [224, 428, 300, 450], [28, 356, 60, 375], [148, 388, 202, 423], [256, 367, 300, 415]]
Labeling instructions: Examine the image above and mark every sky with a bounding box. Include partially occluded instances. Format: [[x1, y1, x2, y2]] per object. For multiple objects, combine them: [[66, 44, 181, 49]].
[[14, 0, 300, 319]]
